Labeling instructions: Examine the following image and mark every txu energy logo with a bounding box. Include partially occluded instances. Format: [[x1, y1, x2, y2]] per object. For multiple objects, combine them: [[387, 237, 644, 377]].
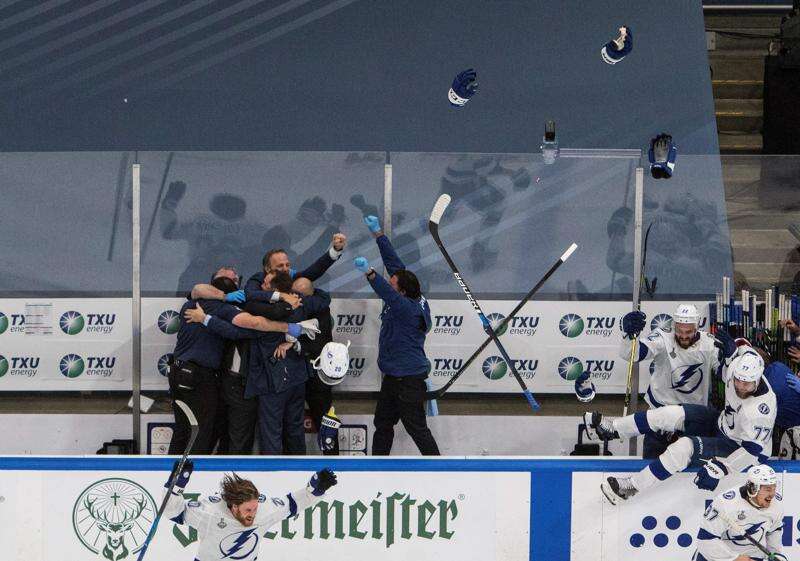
[[650, 313, 673, 333], [73, 478, 156, 560], [493, 312, 539, 336], [559, 314, 584, 338], [0, 312, 8, 334], [482, 355, 537, 380], [432, 314, 464, 335], [559, 356, 616, 381], [157, 310, 180, 334], [60, 354, 85, 378], [262, 492, 459, 549], [157, 353, 172, 377], [336, 313, 366, 335], [60, 354, 117, 378], [484, 313, 507, 336], [432, 357, 465, 378], [0, 312, 26, 333], [348, 356, 366, 378], [0, 355, 40, 378], [60, 311, 117, 335], [558, 356, 584, 381], [59, 311, 85, 335]]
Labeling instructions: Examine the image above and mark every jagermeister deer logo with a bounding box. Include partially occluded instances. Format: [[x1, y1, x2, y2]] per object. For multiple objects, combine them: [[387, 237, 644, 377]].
[[73, 478, 156, 560]]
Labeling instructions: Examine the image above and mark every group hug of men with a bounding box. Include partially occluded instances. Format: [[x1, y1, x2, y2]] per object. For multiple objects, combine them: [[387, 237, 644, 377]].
[[166, 232, 346, 456], [166, 214, 442, 457]]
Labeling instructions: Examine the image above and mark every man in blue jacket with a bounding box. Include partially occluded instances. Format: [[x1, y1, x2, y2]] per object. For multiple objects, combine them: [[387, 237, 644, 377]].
[[354, 216, 440, 455]]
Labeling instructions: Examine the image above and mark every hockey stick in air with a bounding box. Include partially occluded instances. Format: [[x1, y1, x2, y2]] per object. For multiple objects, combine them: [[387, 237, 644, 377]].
[[423, 240, 578, 401], [428, 194, 559, 411], [622, 220, 657, 417], [136, 400, 198, 561]]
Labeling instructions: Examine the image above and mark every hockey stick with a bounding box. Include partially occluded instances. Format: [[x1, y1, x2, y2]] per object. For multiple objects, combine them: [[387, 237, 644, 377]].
[[422, 241, 578, 401], [136, 399, 198, 561], [718, 510, 776, 559], [429, 193, 542, 411], [142, 151, 175, 259], [622, 220, 657, 417]]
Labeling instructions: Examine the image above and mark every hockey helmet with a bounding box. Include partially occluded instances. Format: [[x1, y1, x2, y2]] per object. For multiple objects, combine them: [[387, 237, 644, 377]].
[[673, 304, 700, 325], [746, 464, 777, 497], [729, 351, 764, 383], [311, 341, 350, 386]]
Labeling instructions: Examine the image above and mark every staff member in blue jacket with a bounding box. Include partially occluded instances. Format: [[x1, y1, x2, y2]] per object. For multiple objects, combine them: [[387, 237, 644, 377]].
[[354, 215, 440, 455]]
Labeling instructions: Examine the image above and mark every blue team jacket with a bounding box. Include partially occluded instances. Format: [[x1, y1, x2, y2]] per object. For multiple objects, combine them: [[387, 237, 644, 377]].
[[368, 235, 432, 377], [765, 362, 800, 430]]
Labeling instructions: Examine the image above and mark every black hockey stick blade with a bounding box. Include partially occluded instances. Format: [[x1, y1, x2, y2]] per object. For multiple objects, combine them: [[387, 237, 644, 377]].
[[136, 400, 198, 561], [424, 242, 578, 400]]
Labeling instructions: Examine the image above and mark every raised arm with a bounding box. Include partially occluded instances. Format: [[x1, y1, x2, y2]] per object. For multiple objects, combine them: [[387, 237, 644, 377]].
[[363, 215, 405, 274], [297, 232, 346, 281]]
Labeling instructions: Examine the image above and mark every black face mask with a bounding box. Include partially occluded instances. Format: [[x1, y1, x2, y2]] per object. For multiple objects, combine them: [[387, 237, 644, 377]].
[[211, 277, 238, 294]]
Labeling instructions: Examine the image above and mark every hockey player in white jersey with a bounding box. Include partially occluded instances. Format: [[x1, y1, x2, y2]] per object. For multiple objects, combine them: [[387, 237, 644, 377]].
[[694, 464, 786, 561], [618, 304, 723, 457], [584, 344, 776, 505], [161, 461, 337, 560]]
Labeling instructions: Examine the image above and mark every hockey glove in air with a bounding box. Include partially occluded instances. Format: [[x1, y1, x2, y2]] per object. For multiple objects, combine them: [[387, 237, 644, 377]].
[[448, 68, 478, 107], [622, 311, 647, 338], [601, 26, 633, 65], [649, 134, 678, 179], [694, 458, 729, 491]]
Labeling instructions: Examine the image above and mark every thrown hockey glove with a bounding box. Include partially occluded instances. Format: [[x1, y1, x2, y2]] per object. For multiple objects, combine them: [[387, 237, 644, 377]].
[[317, 407, 341, 452], [649, 134, 678, 179], [448, 68, 478, 107], [224, 289, 245, 304], [166, 459, 194, 494], [574, 371, 596, 403], [601, 26, 633, 65], [714, 329, 737, 366], [694, 458, 729, 491], [363, 215, 381, 233], [622, 311, 647, 338], [308, 468, 338, 496]]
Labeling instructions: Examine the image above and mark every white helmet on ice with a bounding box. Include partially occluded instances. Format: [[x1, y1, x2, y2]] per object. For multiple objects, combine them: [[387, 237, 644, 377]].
[[729, 351, 764, 383], [746, 464, 777, 496], [311, 341, 351, 386], [673, 303, 700, 325]]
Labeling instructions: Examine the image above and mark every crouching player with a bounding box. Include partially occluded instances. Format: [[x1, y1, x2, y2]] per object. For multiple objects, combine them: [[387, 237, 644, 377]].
[[694, 464, 785, 561], [584, 344, 776, 505]]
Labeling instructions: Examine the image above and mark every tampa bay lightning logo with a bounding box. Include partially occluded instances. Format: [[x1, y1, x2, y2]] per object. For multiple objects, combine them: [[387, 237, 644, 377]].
[[724, 404, 737, 430], [219, 529, 259, 560], [728, 522, 766, 546], [759, 403, 770, 415], [671, 363, 703, 394]]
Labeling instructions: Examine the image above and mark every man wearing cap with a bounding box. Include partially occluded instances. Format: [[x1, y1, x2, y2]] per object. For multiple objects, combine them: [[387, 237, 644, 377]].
[[612, 304, 724, 458]]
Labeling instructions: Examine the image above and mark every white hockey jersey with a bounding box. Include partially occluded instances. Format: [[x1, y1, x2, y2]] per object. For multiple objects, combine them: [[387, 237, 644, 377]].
[[622, 329, 718, 408], [694, 486, 784, 561], [162, 485, 320, 561], [717, 358, 777, 468]]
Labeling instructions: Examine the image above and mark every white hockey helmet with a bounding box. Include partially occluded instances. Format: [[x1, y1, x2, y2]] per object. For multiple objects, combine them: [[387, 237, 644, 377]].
[[729, 351, 764, 383], [311, 341, 351, 386], [673, 304, 700, 325], [746, 464, 777, 496]]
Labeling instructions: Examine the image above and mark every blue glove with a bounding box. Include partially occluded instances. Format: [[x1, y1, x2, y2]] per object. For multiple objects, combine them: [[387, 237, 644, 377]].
[[649, 134, 678, 179], [354, 256, 370, 274], [622, 311, 647, 338], [448, 68, 478, 107], [287, 323, 302, 338], [363, 215, 381, 233], [308, 468, 338, 496], [224, 289, 245, 304], [693, 458, 728, 491], [317, 407, 341, 452], [574, 372, 596, 403], [166, 459, 193, 492], [785, 372, 800, 393], [714, 329, 737, 364], [601, 26, 633, 65]]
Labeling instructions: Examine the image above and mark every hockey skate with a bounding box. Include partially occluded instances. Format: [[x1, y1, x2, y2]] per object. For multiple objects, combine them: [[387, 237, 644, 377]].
[[601, 476, 638, 505], [583, 412, 619, 441]]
